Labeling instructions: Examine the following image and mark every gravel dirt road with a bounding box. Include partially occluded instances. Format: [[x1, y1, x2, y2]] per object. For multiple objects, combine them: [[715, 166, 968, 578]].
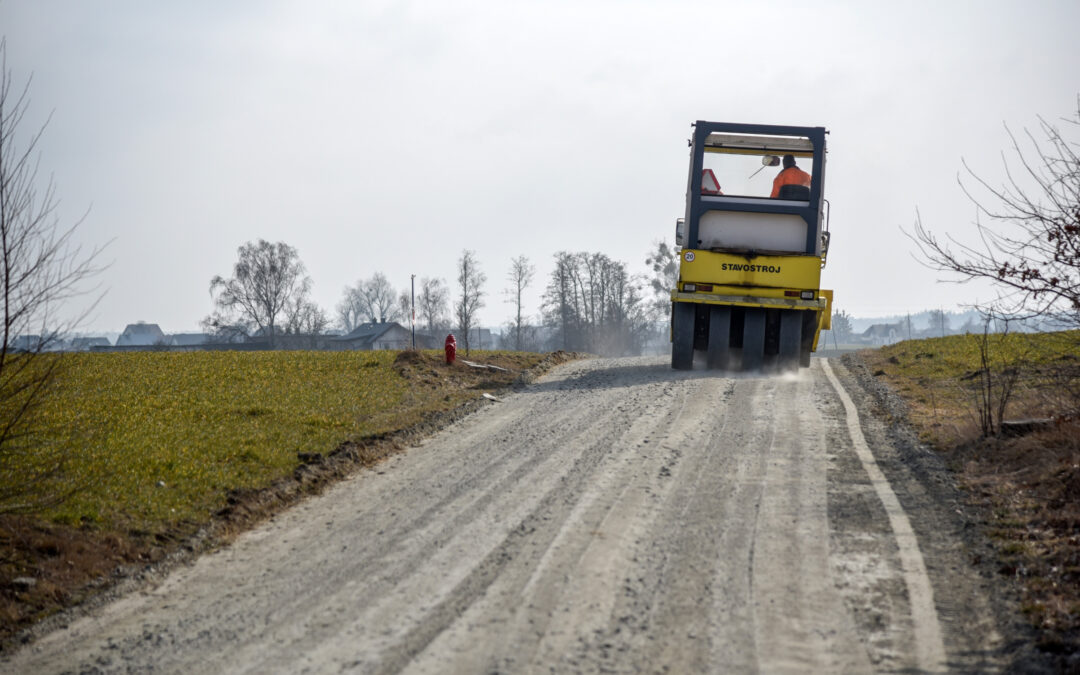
[[4, 356, 1016, 673]]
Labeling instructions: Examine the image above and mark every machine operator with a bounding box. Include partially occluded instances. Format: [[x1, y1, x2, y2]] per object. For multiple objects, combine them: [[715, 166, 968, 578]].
[[770, 154, 811, 198]]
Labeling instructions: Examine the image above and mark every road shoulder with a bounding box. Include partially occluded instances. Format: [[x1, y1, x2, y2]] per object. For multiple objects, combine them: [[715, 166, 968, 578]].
[[832, 353, 1058, 673]]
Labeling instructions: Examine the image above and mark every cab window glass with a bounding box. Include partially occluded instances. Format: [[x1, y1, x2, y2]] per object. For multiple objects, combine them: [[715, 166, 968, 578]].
[[701, 135, 812, 199]]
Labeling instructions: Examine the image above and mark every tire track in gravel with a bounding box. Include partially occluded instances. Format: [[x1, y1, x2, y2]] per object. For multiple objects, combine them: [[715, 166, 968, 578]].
[[410, 374, 736, 674], [221, 361, 702, 674], [352, 363, 713, 674]]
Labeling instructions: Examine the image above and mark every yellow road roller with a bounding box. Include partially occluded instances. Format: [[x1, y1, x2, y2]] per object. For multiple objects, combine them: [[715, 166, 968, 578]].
[[671, 121, 833, 371]]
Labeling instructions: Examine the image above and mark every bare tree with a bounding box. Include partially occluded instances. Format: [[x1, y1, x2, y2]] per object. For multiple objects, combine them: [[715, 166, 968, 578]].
[[283, 296, 329, 335], [596, 261, 651, 356], [544, 251, 579, 351], [911, 97, 1080, 327], [336, 285, 365, 333], [0, 39, 103, 513], [362, 272, 398, 323], [645, 240, 679, 319], [928, 308, 950, 337], [396, 289, 411, 327], [205, 239, 311, 347], [455, 250, 486, 356], [417, 276, 449, 334], [542, 251, 650, 356], [337, 272, 399, 330], [831, 309, 853, 342], [505, 255, 534, 351]]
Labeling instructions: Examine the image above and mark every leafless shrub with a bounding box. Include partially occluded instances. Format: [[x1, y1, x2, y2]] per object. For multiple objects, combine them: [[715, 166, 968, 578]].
[[969, 313, 1026, 437]]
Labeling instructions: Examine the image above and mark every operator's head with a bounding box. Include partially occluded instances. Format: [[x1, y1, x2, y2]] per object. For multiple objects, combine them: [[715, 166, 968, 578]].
[[782, 154, 796, 169]]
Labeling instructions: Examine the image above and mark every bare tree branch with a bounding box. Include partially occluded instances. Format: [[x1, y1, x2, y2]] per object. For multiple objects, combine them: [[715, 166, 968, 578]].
[[908, 96, 1080, 327], [0, 38, 104, 514]]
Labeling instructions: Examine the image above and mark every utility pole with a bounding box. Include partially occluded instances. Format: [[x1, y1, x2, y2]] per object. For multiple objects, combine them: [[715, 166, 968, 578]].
[[410, 274, 416, 349]]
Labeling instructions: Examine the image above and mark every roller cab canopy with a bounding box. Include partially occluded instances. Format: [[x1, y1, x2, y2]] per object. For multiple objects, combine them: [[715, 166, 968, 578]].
[[703, 132, 815, 158], [684, 121, 827, 256]]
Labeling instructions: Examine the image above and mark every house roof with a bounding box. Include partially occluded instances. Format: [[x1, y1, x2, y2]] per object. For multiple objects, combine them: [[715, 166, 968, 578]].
[[71, 336, 111, 348], [121, 323, 163, 335], [862, 323, 902, 337], [335, 321, 405, 343], [169, 333, 211, 346], [117, 323, 165, 346], [11, 335, 42, 350]]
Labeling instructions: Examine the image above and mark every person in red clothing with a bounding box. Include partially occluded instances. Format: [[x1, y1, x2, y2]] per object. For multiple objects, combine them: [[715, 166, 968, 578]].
[[770, 154, 811, 198]]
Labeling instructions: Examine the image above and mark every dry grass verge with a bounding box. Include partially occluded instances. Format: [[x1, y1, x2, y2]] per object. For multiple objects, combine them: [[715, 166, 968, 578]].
[[863, 334, 1079, 658], [0, 349, 581, 649]]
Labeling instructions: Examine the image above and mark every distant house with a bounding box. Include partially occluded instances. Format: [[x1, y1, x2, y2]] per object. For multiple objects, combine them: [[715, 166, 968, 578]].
[[116, 323, 166, 347], [167, 333, 211, 347], [10, 335, 43, 352], [861, 323, 904, 346], [9, 334, 73, 352], [265, 333, 339, 350], [410, 330, 443, 350], [334, 321, 413, 351], [70, 336, 112, 351]]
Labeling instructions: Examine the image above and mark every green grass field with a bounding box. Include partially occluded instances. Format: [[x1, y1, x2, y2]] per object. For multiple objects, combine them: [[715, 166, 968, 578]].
[[0, 350, 550, 535], [11, 351, 411, 530], [865, 330, 1079, 446]]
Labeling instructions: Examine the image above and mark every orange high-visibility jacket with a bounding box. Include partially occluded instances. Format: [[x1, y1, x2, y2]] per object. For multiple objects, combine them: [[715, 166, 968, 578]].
[[770, 167, 811, 198]]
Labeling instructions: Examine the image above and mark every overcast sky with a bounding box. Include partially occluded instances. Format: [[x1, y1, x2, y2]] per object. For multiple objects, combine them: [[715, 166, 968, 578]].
[[2, 0, 1078, 334]]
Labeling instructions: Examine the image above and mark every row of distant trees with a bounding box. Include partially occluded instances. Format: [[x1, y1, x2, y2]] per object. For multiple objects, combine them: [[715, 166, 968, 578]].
[[202, 241, 678, 357], [543, 251, 655, 355], [201, 243, 489, 353]]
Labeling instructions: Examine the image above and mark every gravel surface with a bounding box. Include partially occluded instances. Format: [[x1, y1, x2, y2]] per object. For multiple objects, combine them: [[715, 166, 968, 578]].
[[3, 356, 1017, 673]]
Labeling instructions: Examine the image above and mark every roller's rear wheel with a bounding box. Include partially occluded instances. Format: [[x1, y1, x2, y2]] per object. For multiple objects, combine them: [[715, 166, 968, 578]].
[[672, 302, 695, 370], [800, 311, 816, 368], [742, 308, 766, 371], [706, 305, 732, 370], [777, 310, 802, 373]]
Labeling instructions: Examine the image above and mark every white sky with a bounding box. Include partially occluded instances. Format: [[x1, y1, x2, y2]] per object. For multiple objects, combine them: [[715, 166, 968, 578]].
[[2, 0, 1078, 333]]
